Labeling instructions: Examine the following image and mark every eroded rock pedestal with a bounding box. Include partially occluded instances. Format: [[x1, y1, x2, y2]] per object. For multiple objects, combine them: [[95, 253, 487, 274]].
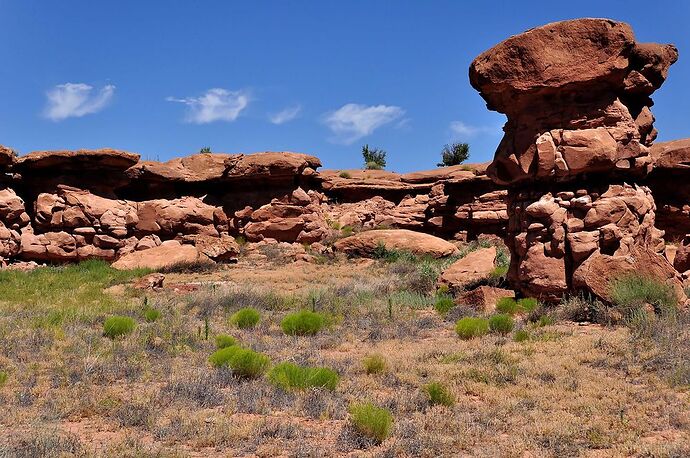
[[471, 18, 683, 302]]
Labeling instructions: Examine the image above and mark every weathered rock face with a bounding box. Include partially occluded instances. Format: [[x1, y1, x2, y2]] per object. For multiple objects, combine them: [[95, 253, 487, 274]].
[[111, 240, 208, 270], [645, 139, 690, 239], [14, 149, 140, 200], [334, 229, 459, 258], [472, 18, 683, 303], [506, 183, 682, 301], [470, 18, 677, 186], [0, 188, 30, 263]]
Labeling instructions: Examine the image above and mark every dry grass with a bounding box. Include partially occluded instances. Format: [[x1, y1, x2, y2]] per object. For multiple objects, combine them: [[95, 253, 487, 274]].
[[0, 254, 688, 457]]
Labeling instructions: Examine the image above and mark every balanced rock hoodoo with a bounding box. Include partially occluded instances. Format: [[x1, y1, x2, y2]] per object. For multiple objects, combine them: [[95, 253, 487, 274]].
[[471, 18, 683, 302]]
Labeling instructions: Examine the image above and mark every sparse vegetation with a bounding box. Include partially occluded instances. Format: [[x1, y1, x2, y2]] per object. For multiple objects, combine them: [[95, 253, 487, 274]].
[[229, 307, 261, 329], [362, 144, 387, 170], [496, 297, 538, 315], [362, 354, 387, 374], [455, 316, 490, 339], [489, 313, 514, 334], [437, 142, 470, 167], [143, 307, 161, 322], [281, 310, 325, 335], [424, 381, 454, 407], [199, 146, 211, 153], [0, 370, 7, 386], [610, 274, 678, 322], [103, 315, 136, 339], [208, 346, 270, 378], [434, 295, 454, 315], [349, 402, 393, 444], [214, 334, 237, 349], [338, 171, 352, 179], [268, 362, 339, 391]]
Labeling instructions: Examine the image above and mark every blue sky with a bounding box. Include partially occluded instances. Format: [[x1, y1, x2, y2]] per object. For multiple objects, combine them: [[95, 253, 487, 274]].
[[0, 1, 688, 172]]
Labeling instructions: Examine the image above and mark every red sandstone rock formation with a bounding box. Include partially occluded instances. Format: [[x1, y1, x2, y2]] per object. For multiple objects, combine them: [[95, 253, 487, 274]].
[[471, 18, 683, 302], [334, 229, 459, 258]]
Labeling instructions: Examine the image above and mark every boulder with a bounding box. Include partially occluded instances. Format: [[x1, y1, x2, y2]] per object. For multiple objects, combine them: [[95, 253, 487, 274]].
[[334, 229, 458, 258], [125, 153, 236, 183], [438, 246, 496, 290], [112, 240, 208, 270], [455, 286, 515, 314]]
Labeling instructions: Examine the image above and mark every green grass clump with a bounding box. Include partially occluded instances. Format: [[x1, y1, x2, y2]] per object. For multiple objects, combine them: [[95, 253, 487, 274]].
[[434, 296, 454, 315], [455, 317, 489, 340], [338, 171, 352, 179], [489, 265, 508, 279], [281, 310, 325, 336], [208, 346, 270, 378], [214, 334, 237, 349], [103, 316, 136, 339], [496, 297, 519, 314], [489, 314, 514, 334], [362, 354, 387, 374], [424, 382, 454, 407], [349, 402, 393, 444], [0, 371, 7, 386], [610, 274, 677, 316], [143, 308, 161, 322], [229, 307, 261, 329], [513, 329, 531, 342], [496, 297, 539, 315], [517, 297, 539, 313], [268, 362, 339, 391]]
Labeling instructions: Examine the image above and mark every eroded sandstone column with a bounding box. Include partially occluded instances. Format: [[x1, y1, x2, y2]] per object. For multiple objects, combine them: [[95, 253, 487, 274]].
[[469, 18, 683, 302]]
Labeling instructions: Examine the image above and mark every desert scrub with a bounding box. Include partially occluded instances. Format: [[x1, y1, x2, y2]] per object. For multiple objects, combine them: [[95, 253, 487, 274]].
[[434, 296, 454, 315], [229, 307, 261, 329], [513, 329, 530, 342], [143, 307, 161, 322], [362, 354, 386, 374], [496, 297, 538, 315], [214, 334, 237, 349], [268, 362, 339, 391], [281, 310, 324, 336], [349, 402, 393, 444], [424, 381, 454, 407], [610, 274, 677, 321], [489, 314, 514, 334], [208, 346, 270, 378], [455, 317, 489, 340], [0, 370, 7, 386], [338, 171, 352, 179], [103, 316, 136, 339]]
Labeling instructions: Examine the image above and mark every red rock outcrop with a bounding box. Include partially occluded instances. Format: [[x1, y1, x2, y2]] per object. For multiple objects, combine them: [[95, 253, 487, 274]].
[[471, 18, 683, 302], [471, 18, 677, 186], [0, 188, 30, 263]]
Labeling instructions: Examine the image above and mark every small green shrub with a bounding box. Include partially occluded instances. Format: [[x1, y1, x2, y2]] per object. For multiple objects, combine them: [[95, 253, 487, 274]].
[[424, 381, 454, 407], [214, 334, 237, 349], [208, 346, 270, 378], [489, 265, 508, 280], [362, 144, 387, 170], [362, 354, 387, 374], [103, 316, 136, 339], [268, 362, 339, 391], [455, 317, 489, 340], [513, 329, 530, 342], [489, 314, 514, 334], [143, 308, 161, 322], [496, 297, 518, 315], [496, 297, 538, 315], [436, 284, 450, 296], [281, 310, 324, 336], [517, 297, 539, 313], [434, 296, 454, 315], [0, 370, 7, 386], [338, 171, 352, 179], [349, 402, 393, 444], [229, 307, 261, 329], [535, 315, 554, 327], [341, 225, 354, 237]]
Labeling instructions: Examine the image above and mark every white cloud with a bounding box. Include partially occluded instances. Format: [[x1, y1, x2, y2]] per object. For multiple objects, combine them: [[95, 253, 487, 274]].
[[167, 88, 249, 124], [323, 103, 405, 144], [269, 104, 302, 124], [450, 121, 480, 137], [449, 120, 500, 138], [44, 83, 115, 121]]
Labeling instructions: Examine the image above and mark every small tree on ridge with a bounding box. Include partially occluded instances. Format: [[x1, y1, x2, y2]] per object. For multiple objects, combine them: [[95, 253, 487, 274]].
[[362, 144, 387, 170], [438, 142, 470, 167]]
